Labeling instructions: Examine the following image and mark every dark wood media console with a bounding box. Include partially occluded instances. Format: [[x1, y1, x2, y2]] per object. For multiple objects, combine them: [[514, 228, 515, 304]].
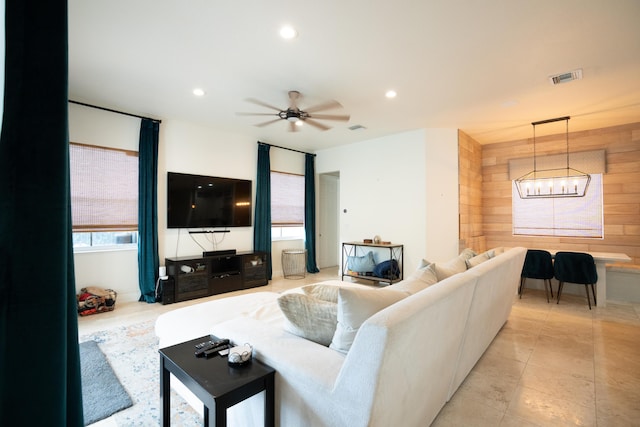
[[164, 251, 268, 304]]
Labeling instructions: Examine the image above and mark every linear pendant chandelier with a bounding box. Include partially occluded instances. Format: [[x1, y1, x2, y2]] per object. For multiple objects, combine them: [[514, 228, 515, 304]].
[[515, 116, 591, 199]]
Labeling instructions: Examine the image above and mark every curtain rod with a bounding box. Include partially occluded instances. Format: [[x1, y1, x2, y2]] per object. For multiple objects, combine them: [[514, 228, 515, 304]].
[[258, 141, 316, 157], [69, 100, 162, 124]]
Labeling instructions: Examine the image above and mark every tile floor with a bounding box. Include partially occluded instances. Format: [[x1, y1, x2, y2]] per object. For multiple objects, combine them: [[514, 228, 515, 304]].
[[79, 268, 640, 426]]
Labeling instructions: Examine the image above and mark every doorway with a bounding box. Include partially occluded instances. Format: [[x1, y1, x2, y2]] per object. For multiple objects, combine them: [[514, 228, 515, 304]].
[[318, 172, 340, 268]]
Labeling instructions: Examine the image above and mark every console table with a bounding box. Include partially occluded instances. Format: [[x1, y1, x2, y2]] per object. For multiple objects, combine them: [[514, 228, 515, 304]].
[[341, 241, 404, 284], [164, 251, 268, 304], [159, 335, 275, 427]]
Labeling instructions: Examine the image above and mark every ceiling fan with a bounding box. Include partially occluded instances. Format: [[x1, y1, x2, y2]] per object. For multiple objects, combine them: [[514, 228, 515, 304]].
[[237, 90, 350, 132]]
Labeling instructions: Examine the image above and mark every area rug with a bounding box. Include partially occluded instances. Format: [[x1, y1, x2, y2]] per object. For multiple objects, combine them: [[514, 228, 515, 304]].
[[80, 340, 133, 425], [80, 319, 201, 426]]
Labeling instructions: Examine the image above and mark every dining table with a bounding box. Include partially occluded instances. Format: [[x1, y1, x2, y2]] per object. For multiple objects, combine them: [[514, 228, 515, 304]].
[[543, 250, 631, 307]]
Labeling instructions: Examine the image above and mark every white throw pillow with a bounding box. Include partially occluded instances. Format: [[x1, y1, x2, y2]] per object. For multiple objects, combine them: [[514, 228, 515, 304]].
[[302, 284, 340, 303], [277, 293, 338, 346], [330, 287, 407, 354], [432, 255, 468, 280], [466, 252, 491, 269], [392, 263, 438, 294]]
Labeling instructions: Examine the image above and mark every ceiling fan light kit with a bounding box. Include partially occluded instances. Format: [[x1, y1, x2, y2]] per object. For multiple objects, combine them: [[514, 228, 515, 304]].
[[515, 116, 591, 199], [237, 90, 350, 132]]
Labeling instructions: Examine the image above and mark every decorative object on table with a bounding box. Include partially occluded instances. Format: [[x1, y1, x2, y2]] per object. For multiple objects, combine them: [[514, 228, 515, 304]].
[[363, 239, 373, 243], [373, 235, 381, 244], [77, 286, 117, 316], [228, 343, 253, 366], [381, 241, 391, 245]]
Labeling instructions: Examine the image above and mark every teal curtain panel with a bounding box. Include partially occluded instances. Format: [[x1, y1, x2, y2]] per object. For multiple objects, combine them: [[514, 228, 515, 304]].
[[253, 143, 272, 279], [304, 154, 320, 273], [138, 119, 160, 303], [0, 0, 84, 425]]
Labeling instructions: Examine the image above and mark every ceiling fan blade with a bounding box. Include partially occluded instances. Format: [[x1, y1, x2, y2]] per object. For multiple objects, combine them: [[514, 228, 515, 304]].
[[308, 113, 350, 122], [236, 112, 278, 116], [288, 90, 301, 110], [254, 118, 282, 127], [304, 118, 331, 131], [304, 100, 343, 113], [245, 98, 283, 112]]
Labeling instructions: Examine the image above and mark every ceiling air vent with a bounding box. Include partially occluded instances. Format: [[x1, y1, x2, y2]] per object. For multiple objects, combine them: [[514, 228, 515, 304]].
[[348, 124, 367, 131], [549, 68, 583, 85]]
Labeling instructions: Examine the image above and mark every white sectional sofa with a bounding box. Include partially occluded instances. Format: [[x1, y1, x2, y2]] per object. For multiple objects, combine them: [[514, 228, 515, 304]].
[[155, 246, 526, 426]]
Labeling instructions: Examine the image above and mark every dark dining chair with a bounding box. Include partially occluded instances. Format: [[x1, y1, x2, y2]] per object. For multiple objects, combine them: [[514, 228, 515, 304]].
[[520, 249, 554, 302], [553, 251, 598, 309]]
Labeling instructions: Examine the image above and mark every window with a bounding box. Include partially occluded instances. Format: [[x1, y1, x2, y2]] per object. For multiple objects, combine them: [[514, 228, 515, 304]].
[[69, 143, 139, 250], [271, 171, 305, 240], [512, 173, 603, 238]]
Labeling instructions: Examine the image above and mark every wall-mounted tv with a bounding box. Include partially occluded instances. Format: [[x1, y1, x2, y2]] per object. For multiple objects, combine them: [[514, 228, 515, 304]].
[[167, 172, 252, 229]]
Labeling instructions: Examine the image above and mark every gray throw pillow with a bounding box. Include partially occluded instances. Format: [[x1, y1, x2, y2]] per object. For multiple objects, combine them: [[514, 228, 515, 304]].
[[277, 293, 338, 346], [302, 284, 340, 303]]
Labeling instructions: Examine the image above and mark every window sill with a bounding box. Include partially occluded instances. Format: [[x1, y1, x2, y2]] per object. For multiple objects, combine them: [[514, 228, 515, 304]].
[[73, 244, 137, 254], [272, 237, 305, 242]]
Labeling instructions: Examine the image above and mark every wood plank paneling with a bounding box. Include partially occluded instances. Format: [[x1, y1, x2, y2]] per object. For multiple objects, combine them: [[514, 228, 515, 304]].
[[477, 122, 640, 265]]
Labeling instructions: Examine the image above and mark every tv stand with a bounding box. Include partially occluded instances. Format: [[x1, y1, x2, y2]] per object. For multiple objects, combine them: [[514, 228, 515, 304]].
[[163, 251, 268, 304]]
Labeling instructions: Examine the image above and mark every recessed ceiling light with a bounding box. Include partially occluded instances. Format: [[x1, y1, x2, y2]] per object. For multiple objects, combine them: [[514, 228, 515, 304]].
[[385, 90, 397, 99], [193, 88, 205, 97], [280, 25, 298, 40]]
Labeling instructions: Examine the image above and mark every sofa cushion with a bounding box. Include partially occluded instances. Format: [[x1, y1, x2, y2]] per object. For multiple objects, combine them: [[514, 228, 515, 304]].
[[330, 287, 407, 353], [277, 293, 338, 346], [302, 284, 340, 303], [347, 251, 376, 272]]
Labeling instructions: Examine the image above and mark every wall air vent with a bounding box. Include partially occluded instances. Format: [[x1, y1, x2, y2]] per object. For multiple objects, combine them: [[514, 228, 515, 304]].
[[549, 68, 583, 85]]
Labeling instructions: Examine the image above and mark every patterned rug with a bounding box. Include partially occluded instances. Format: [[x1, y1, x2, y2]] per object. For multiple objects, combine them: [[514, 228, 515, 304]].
[[80, 320, 202, 426]]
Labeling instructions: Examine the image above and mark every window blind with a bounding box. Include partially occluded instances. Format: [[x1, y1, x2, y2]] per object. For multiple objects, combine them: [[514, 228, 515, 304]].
[[70, 142, 138, 231], [271, 171, 304, 226]]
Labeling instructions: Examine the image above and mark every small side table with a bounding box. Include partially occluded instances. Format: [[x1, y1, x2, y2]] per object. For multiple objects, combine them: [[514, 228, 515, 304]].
[[159, 336, 275, 427], [282, 249, 307, 279]]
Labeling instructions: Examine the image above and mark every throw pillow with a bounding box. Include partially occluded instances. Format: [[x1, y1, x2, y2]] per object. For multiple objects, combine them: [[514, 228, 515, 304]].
[[392, 263, 438, 294], [432, 254, 467, 280], [302, 284, 340, 303], [330, 287, 407, 354], [277, 294, 338, 346], [347, 251, 376, 273], [466, 252, 491, 269]]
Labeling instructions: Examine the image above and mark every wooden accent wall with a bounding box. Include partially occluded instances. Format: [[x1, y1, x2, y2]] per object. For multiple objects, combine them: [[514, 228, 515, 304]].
[[480, 122, 640, 265], [458, 130, 486, 253]]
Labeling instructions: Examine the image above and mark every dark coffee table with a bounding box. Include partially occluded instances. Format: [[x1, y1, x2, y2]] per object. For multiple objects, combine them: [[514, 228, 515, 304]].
[[159, 335, 275, 427]]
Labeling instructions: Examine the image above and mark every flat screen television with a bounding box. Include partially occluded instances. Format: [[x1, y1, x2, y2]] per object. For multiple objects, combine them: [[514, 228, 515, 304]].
[[167, 172, 252, 229]]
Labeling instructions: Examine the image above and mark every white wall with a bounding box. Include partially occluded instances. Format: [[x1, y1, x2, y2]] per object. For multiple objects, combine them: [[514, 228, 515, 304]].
[[69, 104, 142, 301], [316, 128, 459, 274], [424, 128, 460, 262]]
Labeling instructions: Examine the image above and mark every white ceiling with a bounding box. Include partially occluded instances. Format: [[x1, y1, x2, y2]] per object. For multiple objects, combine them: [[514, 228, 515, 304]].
[[68, 0, 640, 151]]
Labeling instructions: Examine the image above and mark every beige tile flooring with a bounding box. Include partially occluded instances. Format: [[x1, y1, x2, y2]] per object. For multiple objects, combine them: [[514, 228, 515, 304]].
[[79, 268, 640, 426]]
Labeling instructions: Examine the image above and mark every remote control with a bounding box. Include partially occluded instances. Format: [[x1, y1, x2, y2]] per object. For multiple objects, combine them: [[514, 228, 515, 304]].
[[195, 340, 214, 350], [195, 338, 230, 357], [203, 342, 231, 358]]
